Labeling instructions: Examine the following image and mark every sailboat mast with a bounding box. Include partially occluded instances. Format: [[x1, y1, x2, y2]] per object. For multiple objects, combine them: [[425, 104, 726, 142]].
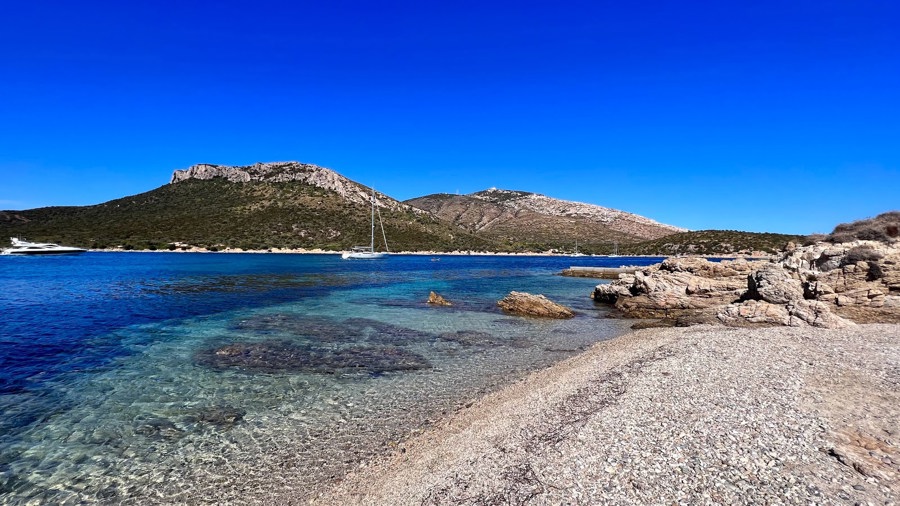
[[370, 189, 375, 250]]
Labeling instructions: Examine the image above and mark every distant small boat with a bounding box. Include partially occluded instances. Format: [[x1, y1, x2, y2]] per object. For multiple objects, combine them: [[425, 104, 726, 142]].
[[1, 237, 86, 256], [342, 189, 390, 260]]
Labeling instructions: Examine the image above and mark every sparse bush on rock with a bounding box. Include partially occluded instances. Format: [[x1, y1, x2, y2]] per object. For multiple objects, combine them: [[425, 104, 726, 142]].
[[826, 211, 900, 244]]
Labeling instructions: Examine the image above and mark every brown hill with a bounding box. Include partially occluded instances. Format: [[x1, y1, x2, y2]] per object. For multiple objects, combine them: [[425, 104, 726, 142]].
[[405, 189, 684, 254]]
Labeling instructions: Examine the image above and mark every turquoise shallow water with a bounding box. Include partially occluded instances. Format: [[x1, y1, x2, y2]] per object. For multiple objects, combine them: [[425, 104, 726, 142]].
[[0, 252, 662, 504]]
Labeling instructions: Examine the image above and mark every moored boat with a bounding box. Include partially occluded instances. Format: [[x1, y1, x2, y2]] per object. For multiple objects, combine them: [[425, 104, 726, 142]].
[[342, 189, 390, 260], [1, 237, 87, 256]]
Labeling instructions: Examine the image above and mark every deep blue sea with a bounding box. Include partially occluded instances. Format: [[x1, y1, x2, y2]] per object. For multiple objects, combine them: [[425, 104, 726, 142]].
[[0, 252, 663, 504]]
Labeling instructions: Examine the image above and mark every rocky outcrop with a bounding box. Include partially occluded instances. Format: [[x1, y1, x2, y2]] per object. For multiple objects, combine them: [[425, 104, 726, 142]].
[[427, 291, 452, 306], [593, 240, 900, 328], [498, 291, 574, 319], [592, 257, 762, 318], [170, 161, 410, 211], [782, 241, 900, 312]]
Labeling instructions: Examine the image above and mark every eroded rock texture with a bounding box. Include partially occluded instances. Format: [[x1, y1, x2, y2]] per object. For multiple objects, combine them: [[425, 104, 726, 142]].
[[593, 240, 900, 328]]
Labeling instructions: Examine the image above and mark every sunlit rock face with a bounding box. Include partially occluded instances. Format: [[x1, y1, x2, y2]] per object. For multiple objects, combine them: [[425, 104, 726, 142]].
[[170, 161, 409, 211], [593, 240, 900, 327]]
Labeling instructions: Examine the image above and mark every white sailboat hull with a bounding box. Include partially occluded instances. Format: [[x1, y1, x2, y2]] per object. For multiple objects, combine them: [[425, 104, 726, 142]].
[[342, 251, 388, 259], [342, 188, 390, 260]]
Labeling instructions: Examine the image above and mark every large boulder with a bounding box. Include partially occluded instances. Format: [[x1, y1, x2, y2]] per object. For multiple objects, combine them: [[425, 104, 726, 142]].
[[746, 264, 805, 304], [592, 282, 633, 304], [498, 291, 574, 319]]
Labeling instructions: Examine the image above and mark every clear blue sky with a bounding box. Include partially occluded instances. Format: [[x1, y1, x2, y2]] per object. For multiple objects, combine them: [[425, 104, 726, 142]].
[[1, 1, 897, 234]]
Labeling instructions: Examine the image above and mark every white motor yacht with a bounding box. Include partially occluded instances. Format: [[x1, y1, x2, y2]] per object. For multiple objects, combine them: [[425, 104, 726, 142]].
[[1, 237, 87, 255]]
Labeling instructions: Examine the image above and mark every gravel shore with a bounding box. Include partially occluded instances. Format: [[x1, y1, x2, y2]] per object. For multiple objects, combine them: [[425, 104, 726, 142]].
[[312, 324, 900, 505]]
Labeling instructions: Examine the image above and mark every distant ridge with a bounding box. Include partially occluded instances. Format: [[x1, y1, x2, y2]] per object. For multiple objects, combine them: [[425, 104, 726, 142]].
[[470, 188, 686, 238], [0, 160, 741, 254], [405, 188, 684, 252]]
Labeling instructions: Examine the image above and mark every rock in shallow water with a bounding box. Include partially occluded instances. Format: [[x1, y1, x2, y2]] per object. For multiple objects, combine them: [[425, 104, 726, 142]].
[[497, 291, 574, 319], [427, 291, 452, 306]]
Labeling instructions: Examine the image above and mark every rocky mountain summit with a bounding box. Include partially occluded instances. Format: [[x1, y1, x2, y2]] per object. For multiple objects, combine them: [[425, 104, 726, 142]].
[[593, 239, 900, 328], [170, 162, 408, 211]]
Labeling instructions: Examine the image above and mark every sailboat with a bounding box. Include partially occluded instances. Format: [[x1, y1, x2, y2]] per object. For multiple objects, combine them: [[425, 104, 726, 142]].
[[570, 240, 585, 257], [342, 189, 390, 259]]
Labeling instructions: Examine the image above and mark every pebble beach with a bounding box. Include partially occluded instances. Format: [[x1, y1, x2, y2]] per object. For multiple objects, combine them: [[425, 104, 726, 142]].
[[311, 323, 900, 505]]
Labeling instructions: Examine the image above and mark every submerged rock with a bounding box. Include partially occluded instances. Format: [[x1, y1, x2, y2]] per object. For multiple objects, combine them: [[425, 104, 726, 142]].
[[195, 340, 430, 374], [231, 314, 436, 346], [497, 291, 574, 319], [183, 406, 246, 429], [134, 418, 184, 440], [437, 330, 528, 348]]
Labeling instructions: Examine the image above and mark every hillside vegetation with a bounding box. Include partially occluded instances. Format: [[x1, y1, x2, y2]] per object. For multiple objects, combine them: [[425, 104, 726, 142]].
[[0, 179, 495, 252], [625, 230, 805, 256]]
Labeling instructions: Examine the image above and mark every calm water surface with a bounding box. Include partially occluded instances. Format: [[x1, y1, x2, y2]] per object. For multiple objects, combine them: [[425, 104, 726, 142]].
[[0, 252, 662, 504]]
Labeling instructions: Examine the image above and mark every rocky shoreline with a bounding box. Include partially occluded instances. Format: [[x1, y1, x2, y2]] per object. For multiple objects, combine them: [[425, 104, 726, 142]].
[[593, 239, 900, 327], [310, 323, 899, 505]]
